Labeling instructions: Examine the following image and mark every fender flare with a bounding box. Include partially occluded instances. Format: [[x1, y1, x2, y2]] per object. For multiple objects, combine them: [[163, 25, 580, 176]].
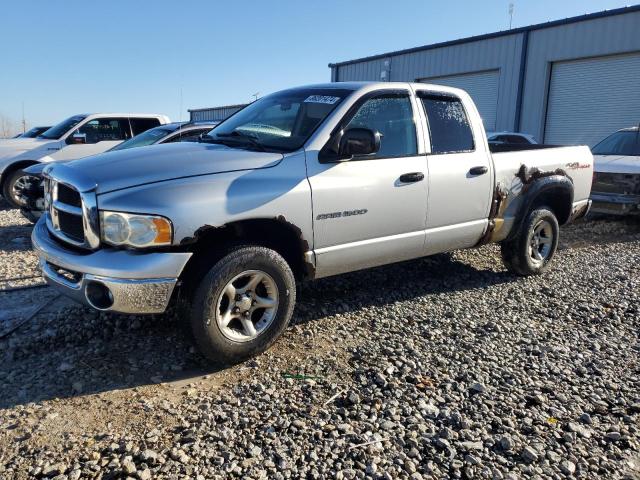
[[507, 173, 574, 241]]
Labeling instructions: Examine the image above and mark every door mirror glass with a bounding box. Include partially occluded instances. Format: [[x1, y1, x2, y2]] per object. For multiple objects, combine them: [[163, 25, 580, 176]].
[[69, 132, 87, 145], [338, 128, 381, 159]]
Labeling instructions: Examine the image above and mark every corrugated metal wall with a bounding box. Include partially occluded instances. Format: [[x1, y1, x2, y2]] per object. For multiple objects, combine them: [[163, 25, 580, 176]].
[[189, 105, 247, 122], [520, 9, 640, 142], [331, 8, 640, 143], [418, 70, 501, 131], [544, 52, 640, 146], [334, 34, 523, 132]]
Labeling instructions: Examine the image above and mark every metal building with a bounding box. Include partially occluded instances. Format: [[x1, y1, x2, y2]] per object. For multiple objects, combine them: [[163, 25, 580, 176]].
[[329, 5, 640, 146], [188, 104, 247, 123]]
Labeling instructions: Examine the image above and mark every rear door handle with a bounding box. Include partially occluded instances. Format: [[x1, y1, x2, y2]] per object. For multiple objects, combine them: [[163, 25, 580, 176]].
[[399, 172, 424, 183], [469, 166, 488, 175]]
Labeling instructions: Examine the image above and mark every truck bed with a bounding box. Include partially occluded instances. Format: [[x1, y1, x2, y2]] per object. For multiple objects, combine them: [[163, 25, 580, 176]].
[[487, 145, 594, 242]]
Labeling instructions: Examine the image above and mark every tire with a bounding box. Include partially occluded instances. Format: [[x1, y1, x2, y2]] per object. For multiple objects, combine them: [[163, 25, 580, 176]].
[[2, 169, 32, 208], [20, 207, 42, 224], [500, 207, 559, 276], [189, 245, 296, 364]]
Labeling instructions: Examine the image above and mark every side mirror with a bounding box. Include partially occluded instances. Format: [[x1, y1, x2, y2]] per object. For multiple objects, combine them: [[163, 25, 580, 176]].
[[337, 128, 380, 160], [69, 132, 86, 145]]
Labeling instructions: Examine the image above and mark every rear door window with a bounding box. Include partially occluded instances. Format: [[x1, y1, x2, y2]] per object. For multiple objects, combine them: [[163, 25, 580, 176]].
[[419, 93, 474, 154], [130, 117, 162, 136]]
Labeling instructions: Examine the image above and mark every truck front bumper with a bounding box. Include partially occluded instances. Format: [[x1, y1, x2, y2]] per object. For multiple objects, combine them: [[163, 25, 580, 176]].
[[31, 219, 192, 314], [590, 192, 640, 215]]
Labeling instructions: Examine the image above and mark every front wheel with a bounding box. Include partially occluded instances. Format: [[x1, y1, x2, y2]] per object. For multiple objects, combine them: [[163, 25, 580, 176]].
[[500, 207, 559, 276], [3, 169, 32, 208], [189, 246, 296, 364]]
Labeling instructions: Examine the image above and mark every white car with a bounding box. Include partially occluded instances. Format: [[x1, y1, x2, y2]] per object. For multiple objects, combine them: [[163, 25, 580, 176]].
[[591, 127, 640, 215], [486, 131, 538, 145], [0, 113, 170, 207]]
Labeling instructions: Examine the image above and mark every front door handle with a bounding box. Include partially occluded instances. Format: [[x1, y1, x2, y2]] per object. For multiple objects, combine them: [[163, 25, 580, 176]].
[[399, 172, 424, 183], [469, 166, 488, 175]]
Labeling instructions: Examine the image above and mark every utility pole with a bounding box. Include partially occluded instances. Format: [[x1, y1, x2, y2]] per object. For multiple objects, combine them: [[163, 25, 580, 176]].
[[21, 102, 26, 133], [251, 92, 260, 102], [509, 2, 514, 29]]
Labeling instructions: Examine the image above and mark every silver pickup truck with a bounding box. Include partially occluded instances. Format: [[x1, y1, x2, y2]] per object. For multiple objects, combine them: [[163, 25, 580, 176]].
[[32, 82, 593, 364]]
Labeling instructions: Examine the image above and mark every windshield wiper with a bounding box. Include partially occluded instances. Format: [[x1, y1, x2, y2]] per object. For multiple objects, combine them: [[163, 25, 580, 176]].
[[215, 130, 266, 152]]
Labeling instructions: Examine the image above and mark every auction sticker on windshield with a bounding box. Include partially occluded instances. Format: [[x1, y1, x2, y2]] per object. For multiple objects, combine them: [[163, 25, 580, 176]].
[[304, 95, 341, 104]]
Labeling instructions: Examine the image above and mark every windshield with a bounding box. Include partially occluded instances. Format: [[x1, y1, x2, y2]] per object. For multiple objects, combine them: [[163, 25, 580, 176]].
[[206, 88, 352, 152], [38, 115, 86, 140], [592, 131, 640, 156], [21, 126, 48, 138], [110, 125, 178, 151]]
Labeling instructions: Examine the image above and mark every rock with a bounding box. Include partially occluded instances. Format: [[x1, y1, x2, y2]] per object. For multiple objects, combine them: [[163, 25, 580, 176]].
[[499, 435, 514, 451], [470, 383, 486, 394], [248, 446, 262, 457], [140, 449, 158, 464], [559, 460, 576, 475], [122, 459, 136, 475], [579, 413, 592, 424], [57, 362, 73, 372], [521, 447, 539, 463], [374, 372, 387, 386], [138, 469, 152, 480], [605, 431, 621, 442]]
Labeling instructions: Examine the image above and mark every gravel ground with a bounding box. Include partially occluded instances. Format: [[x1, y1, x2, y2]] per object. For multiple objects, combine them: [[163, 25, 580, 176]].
[[0, 200, 639, 479]]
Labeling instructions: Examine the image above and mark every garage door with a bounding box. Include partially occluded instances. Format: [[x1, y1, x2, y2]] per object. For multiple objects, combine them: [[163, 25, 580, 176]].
[[544, 52, 640, 146], [419, 70, 500, 131]]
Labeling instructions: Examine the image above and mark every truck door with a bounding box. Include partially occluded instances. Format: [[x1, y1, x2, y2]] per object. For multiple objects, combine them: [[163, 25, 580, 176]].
[[49, 117, 132, 161], [307, 90, 428, 278], [416, 91, 493, 255]]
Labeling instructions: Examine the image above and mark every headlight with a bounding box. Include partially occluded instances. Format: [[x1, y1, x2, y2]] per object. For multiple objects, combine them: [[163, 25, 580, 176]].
[[99, 211, 172, 248]]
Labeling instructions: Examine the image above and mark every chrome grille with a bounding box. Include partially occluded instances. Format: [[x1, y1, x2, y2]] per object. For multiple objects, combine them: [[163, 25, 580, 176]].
[[44, 168, 100, 249], [57, 183, 82, 207]]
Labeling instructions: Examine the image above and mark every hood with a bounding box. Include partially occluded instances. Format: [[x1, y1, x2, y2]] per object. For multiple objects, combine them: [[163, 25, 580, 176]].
[[593, 155, 640, 174], [0, 137, 47, 147], [61, 142, 284, 194], [0, 137, 51, 161]]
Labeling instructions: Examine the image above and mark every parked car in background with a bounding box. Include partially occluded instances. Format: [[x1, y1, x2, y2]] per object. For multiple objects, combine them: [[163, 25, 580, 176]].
[[0, 113, 170, 207], [32, 82, 593, 364], [109, 121, 218, 152], [20, 122, 218, 222], [487, 131, 538, 145], [590, 126, 640, 215], [18, 126, 52, 139]]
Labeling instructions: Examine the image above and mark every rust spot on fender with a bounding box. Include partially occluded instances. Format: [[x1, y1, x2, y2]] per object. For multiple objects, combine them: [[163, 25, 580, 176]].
[[275, 215, 315, 278], [179, 224, 221, 245], [476, 184, 509, 246], [516, 164, 568, 188]]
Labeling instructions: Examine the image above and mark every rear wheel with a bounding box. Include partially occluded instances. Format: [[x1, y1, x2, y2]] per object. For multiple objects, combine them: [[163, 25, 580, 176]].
[[189, 245, 296, 364], [501, 207, 559, 276]]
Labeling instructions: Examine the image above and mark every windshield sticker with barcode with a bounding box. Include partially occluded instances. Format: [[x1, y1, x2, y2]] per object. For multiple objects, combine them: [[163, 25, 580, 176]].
[[304, 95, 340, 104]]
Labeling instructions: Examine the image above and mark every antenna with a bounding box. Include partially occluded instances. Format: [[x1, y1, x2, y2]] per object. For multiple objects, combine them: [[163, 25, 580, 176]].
[[178, 86, 183, 134], [509, 2, 514, 29]]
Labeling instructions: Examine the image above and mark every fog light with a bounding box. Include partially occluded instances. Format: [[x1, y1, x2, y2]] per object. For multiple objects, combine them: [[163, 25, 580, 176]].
[[86, 281, 114, 310]]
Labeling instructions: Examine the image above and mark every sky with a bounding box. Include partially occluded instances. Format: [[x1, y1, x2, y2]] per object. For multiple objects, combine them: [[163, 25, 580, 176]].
[[0, 0, 634, 129]]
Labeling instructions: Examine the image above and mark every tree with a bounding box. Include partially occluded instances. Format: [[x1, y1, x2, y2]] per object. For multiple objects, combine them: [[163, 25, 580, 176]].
[[0, 113, 20, 138]]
